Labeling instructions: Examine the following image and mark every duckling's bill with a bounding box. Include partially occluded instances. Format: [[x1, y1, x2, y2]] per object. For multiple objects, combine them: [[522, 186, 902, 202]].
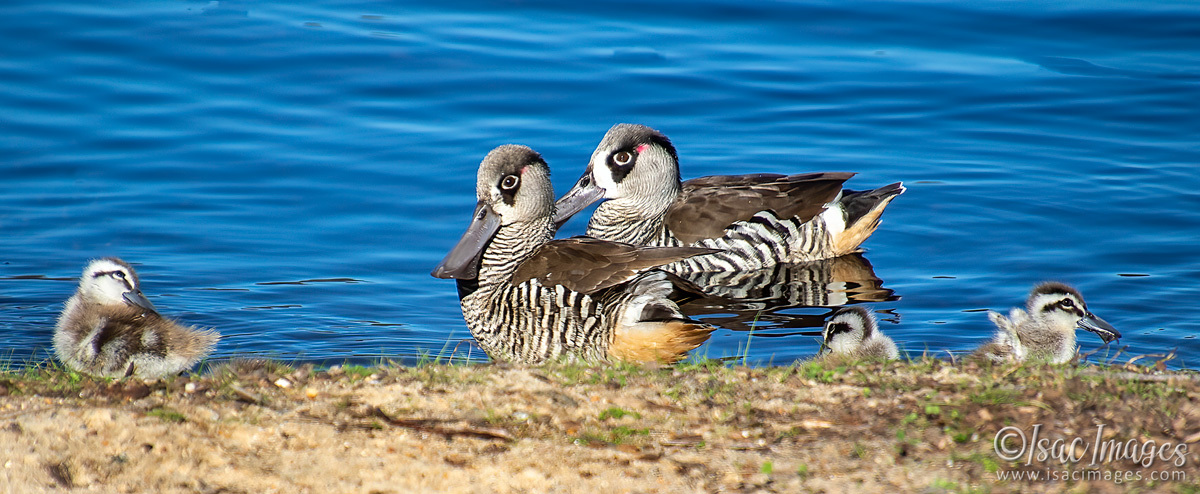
[[1079, 312, 1120, 343], [122, 289, 157, 312]]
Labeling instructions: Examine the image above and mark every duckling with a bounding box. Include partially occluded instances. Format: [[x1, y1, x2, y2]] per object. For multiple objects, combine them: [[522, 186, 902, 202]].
[[975, 282, 1120, 364], [818, 306, 899, 362], [53, 258, 220, 378]]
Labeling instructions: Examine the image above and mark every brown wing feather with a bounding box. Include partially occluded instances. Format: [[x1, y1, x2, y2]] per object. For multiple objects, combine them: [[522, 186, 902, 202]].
[[665, 172, 855, 244], [511, 237, 718, 294]]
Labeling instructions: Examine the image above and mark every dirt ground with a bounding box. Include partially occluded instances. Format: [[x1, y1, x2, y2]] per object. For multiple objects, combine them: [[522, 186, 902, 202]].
[[0, 358, 1197, 493]]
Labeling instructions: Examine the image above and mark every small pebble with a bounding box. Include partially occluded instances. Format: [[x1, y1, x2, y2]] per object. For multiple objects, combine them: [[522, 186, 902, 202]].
[[274, 378, 292, 389], [184, 383, 197, 394], [305, 388, 319, 399]]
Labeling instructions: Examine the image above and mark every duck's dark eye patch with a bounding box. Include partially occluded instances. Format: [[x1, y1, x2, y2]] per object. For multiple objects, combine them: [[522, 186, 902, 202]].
[[500, 174, 519, 190], [499, 174, 520, 204], [607, 148, 638, 183]]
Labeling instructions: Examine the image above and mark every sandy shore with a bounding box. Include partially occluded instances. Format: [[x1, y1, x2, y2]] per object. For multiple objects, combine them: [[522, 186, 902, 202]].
[[1, 358, 1197, 493]]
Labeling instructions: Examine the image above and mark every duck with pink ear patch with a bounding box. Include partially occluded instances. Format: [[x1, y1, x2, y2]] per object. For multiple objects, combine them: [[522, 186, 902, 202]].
[[553, 123, 905, 274], [432, 145, 717, 364]]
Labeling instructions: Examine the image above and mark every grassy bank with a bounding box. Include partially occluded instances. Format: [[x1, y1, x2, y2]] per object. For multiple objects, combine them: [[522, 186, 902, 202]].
[[0, 358, 1197, 493]]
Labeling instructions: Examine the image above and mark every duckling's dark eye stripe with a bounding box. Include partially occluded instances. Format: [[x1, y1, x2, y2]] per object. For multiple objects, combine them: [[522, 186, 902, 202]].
[[1042, 299, 1084, 316], [1059, 301, 1084, 316], [826, 322, 852, 338], [93, 271, 133, 291]]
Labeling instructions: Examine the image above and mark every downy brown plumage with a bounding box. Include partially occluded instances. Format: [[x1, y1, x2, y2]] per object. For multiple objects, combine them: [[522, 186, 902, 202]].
[[817, 306, 899, 363], [54, 257, 219, 378], [974, 282, 1120, 364]]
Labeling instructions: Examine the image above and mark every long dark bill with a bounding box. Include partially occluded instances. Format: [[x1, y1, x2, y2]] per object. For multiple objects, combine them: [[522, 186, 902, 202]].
[[431, 201, 501, 280], [551, 170, 605, 230]]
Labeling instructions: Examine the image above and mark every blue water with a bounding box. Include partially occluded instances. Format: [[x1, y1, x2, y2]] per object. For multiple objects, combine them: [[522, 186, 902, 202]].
[[2, 1, 1198, 368]]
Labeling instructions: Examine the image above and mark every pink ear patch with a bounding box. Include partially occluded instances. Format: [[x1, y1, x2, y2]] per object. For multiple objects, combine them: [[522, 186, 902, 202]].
[[636, 144, 649, 153]]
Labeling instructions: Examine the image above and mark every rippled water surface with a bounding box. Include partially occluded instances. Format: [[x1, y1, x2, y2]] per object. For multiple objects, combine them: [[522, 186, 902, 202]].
[[3, 1, 1198, 368]]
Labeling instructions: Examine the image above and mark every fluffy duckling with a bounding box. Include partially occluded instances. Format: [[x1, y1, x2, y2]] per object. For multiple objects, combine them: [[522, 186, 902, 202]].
[[975, 282, 1120, 364], [818, 306, 899, 362], [53, 258, 220, 378]]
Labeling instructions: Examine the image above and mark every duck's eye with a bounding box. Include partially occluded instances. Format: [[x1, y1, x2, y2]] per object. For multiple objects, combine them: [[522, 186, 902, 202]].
[[113, 271, 126, 279], [1061, 298, 1075, 308], [500, 174, 519, 191], [613, 151, 634, 166]]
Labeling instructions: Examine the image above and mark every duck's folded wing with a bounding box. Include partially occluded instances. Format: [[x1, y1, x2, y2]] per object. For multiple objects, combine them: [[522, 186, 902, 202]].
[[512, 237, 718, 294], [666, 172, 855, 244]]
